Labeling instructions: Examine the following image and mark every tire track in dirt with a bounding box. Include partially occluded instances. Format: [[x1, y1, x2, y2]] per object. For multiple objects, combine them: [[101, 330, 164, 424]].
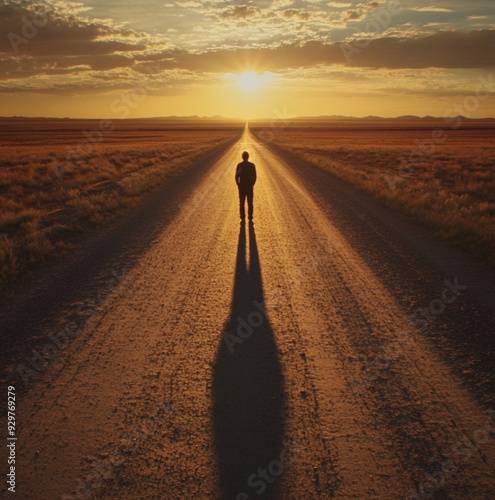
[[249, 132, 495, 499]]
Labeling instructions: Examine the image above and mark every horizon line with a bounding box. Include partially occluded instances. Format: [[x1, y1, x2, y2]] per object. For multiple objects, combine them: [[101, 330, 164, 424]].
[[1, 114, 495, 121]]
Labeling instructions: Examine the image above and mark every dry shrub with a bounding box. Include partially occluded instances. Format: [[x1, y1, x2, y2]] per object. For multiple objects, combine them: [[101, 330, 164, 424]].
[[0, 124, 241, 288], [268, 125, 495, 266]]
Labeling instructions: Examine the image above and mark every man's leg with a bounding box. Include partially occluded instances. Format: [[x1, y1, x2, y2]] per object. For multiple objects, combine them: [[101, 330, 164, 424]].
[[247, 189, 254, 220], [239, 188, 246, 220]]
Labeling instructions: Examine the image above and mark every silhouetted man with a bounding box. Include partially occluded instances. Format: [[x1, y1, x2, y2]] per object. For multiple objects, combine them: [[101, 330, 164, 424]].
[[235, 151, 257, 221]]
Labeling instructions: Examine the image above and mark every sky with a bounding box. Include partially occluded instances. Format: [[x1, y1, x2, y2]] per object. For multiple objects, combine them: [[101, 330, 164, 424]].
[[0, 0, 494, 119]]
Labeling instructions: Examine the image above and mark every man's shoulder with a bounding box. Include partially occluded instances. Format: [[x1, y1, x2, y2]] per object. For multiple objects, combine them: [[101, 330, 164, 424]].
[[237, 160, 255, 170]]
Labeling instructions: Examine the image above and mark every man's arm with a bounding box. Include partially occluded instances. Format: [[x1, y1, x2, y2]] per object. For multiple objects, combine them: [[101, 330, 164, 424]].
[[235, 164, 241, 185], [252, 164, 257, 186]]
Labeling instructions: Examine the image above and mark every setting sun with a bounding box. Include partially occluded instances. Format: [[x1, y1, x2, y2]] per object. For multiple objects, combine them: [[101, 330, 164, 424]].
[[237, 72, 263, 93], [231, 71, 274, 95]]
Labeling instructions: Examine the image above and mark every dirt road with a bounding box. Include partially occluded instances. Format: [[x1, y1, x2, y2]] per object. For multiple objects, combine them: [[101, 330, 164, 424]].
[[5, 126, 495, 499]]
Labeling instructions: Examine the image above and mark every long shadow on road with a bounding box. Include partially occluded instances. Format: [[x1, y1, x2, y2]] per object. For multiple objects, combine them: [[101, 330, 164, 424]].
[[213, 222, 285, 499]]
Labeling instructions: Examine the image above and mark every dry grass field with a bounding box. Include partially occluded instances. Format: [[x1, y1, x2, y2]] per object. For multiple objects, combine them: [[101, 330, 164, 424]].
[[259, 121, 495, 267], [0, 119, 242, 289]]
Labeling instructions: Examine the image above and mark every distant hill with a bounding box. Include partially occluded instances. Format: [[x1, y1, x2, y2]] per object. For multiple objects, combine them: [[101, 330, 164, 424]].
[[0, 115, 494, 122], [0, 115, 240, 122], [295, 115, 495, 122]]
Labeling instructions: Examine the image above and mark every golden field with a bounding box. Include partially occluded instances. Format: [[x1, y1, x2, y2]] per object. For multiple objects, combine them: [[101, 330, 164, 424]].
[[0, 119, 241, 289], [259, 121, 495, 266]]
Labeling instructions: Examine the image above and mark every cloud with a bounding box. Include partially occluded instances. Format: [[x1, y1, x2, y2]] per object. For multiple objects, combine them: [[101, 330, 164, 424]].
[[343, 2, 380, 22], [327, 2, 352, 7], [283, 9, 311, 21], [347, 29, 495, 69], [0, 2, 149, 71], [218, 5, 260, 21], [170, 30, 495, 72], [410, 7, 453, 13], [3, 29, 495, 92], [1, 0, 494, 96], [346, 11, 362, 20]]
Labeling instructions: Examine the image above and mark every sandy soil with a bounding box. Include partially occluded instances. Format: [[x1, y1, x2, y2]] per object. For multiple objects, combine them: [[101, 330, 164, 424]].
[[3, 126, 495, 500]]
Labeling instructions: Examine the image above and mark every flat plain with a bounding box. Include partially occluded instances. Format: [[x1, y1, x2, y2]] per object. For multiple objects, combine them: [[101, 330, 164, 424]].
[[0, 119, 242, 288], [256, 120, 495, 267]]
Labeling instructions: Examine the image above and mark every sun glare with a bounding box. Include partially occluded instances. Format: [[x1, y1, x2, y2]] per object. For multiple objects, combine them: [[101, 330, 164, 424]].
[[238, 72, 262, 93], [231, 71, 273, 94]]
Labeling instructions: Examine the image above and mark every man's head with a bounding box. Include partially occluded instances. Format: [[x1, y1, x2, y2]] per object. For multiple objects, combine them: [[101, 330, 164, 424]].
[[242, 151, 249, 161]]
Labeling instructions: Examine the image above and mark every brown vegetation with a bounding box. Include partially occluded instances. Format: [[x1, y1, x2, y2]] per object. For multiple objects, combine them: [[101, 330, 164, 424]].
[[0, 119, 241, 289], [260, 121, 495, 266]]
